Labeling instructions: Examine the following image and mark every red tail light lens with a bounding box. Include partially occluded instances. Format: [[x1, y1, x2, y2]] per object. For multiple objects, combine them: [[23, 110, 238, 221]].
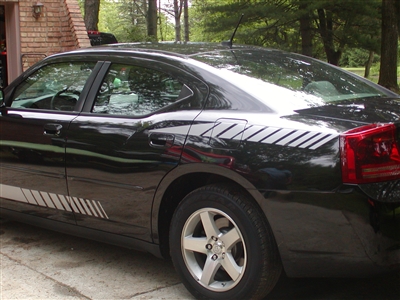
[[340, 123, 400, 184]]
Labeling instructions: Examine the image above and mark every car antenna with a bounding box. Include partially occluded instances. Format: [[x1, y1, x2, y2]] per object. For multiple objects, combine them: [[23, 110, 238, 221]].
[[222, 14, 244, 49]]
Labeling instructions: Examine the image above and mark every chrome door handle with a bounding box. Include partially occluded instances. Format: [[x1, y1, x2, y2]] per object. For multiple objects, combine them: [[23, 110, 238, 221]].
[[149, 133, 175, 148], [44, 123, 62, 136]]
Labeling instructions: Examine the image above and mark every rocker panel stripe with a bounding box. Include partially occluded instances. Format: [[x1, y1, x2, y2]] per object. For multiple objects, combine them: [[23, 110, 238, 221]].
[[0, 184, 109, 219]]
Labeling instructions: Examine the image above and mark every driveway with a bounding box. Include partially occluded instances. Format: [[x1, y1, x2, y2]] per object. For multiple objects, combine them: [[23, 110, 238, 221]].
[[0, 221, 399, 299]]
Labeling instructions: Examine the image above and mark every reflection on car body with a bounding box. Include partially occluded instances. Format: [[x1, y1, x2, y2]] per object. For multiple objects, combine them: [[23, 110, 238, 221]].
[[0, 42, 399, 300]]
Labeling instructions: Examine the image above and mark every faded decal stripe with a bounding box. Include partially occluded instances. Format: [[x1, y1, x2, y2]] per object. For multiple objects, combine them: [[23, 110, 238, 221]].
[[253, 128, 282, 143], [0, 185, 28, 203], [149, 122, 339, 150], [22, 188, 37, 205], [189, 124, 213, 136], [72, 197, 86, 215], [86, 200, 98, 217], [210, 123, 235, 137], [68, 196, 80, 213], [298, 133, 330, 149], [50, 193, 67, 211], [79, 198, 93, 216], [217, 124, 247, 140], [232, 125, 252, 139], [96, 202, 109, 219], [0, 184, 108, 219], [92, 201, 105, 219], [40, 191, 56, 209], [287, 132, 320, 147], [193, 123, 338, 150], [309, 134, 338, 150], [262, 129, 295, 144], [275, 130, 308, 146], [32, 190, 46, 206], [57, 195, 72, 212], [241, 125, 267, 140]]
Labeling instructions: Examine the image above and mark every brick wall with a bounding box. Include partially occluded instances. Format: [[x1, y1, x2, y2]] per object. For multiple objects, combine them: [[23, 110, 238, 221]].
[[19, 0, 90, 70]]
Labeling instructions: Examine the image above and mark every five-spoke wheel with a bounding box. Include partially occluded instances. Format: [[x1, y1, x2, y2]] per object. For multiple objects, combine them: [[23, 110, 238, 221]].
[[181, 207, 246, 292], [170, 184, 282, 300]]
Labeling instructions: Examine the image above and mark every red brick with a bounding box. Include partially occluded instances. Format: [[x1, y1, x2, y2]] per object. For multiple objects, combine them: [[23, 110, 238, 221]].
[[19, 0, 90, 69]]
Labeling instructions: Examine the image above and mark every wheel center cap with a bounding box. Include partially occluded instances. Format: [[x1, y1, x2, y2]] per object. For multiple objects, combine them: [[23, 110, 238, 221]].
[[212, 242, 224, 254]]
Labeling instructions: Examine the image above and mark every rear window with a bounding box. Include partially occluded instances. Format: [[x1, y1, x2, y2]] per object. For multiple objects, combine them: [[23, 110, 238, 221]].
[[191, 49, 396, 111]]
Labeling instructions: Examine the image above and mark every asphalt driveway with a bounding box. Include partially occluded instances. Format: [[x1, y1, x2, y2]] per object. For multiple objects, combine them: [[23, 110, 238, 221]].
[[0, 221, 399, 299]]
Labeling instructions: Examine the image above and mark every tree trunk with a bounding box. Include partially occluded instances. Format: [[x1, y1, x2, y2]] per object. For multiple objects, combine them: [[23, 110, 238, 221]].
[[378, 0, 399, 92], [147, 0, 158, 40], [299, 1, 312, 57], [183, 0, 189, 42], [158, 0, 164, 41], [174, 0, 182, 42], [84, 0, 100, 31], [364, 51, 374, 78], [317, 8, 342, 65]]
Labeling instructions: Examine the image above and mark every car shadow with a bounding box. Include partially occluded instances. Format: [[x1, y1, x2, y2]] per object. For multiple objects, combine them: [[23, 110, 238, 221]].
[[1, 220, 399, 300], [267, 271, 400, 299]]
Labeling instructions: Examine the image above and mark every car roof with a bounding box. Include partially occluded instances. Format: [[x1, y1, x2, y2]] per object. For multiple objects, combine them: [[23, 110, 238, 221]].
[[62, 42, 266, 59]]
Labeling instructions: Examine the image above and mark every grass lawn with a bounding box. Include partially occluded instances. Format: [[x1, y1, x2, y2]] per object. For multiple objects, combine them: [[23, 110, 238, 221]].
[[343, 66, 400, 84], [343, 67, 378, 83]]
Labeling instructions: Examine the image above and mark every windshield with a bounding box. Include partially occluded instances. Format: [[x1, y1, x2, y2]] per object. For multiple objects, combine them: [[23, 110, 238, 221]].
[[191, 49, 398, 111]]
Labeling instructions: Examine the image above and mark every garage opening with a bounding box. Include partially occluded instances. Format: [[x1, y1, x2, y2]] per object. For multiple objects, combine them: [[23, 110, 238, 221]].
[[0, 2, 21, 88], [0, 5, 7, 87]]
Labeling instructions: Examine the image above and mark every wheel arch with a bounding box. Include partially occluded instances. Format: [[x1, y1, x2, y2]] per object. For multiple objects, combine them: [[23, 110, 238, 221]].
[[152, 163, 268, 258]]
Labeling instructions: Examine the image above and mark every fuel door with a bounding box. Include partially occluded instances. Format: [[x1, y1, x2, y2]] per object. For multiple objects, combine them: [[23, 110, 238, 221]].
[[208, 118, 248, 149]]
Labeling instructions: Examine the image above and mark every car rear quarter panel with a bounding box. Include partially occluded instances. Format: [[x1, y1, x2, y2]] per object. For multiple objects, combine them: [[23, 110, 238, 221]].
[[162, 106, 400, 277]]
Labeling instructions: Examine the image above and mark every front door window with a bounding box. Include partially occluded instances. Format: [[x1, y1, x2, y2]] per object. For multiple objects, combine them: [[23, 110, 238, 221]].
[[11, 62, 95, 111]]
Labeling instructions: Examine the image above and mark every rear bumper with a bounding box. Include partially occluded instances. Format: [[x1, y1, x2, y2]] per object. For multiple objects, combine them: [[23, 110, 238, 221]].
[[257, 187, 400, 277]]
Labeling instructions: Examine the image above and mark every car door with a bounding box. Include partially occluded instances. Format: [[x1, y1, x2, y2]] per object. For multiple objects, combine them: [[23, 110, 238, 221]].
[[0, 60, 99, 223], [65, 59, 207, 241]]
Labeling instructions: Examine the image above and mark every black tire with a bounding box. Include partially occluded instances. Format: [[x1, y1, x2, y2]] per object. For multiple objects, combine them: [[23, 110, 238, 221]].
[[169, 184, 282, 300]]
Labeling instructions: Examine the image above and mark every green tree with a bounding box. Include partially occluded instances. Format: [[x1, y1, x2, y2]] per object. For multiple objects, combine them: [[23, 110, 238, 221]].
[[173, 0, 183, 41], [84, 0, 100, 30], [183, 0, 190, 42], [314, 0, 381, 65], [98, 0, 161, 42], [298, 0, 313, 56], [147, 0, 158, 39], [161, 0, 190, 42], [378, 0, 399, 91], [193, 0, 381, 66], [158, 13, 175, 41]]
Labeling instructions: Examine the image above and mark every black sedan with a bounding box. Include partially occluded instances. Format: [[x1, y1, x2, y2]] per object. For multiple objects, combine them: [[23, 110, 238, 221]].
[[1, 43, 399, 300]]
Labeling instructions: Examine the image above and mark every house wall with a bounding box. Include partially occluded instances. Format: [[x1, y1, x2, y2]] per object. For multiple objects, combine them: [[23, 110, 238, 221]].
[[3, 2, 21, 84], [19, 0, 90, 70]]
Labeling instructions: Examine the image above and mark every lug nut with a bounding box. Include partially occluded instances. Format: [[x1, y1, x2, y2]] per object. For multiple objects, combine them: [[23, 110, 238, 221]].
[[206, 244, 212, 250], [211, 254, 218, 261]]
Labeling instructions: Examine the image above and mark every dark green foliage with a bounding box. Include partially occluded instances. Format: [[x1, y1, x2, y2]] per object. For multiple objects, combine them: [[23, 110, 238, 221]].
[[340, 49, 379, 68], [191, 0, 382, 64]]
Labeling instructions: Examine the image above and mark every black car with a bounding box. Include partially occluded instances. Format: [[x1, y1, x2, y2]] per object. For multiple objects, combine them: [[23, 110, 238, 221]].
[[88, 30, 118, 46], [0, 43, 399, 300]]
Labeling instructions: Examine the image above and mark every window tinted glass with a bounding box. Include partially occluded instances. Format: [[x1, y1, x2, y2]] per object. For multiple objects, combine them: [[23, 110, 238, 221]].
[[11, 62, 95, 111], [93, 64, 189, 116], [192, 50, 396, 110]]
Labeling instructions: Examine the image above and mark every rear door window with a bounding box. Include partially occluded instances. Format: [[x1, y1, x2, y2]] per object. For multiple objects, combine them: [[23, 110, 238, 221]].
[[92, 64, 194, 116]]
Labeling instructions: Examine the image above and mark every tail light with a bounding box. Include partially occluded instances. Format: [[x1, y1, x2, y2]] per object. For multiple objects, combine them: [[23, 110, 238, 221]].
[[340, 123, 400, 184]]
